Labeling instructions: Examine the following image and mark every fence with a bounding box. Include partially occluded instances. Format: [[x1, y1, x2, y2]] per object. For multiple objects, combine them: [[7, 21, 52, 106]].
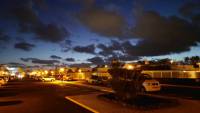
[[142, 70, 200, 79]]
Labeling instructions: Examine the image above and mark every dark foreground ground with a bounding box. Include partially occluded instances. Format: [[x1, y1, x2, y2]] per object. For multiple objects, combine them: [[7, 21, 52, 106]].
[[0, 80, 199, 113], [0, 80, 98, 113]]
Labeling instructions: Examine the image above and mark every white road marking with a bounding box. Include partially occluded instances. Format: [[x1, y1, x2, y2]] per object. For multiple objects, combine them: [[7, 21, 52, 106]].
[[65, 96, 99, 113]]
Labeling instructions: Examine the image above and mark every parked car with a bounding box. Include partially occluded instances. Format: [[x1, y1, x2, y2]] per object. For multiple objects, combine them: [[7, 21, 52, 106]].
[[138, 74, 161, 92], [87, 75, 102, 84], [63, 75, 74, 81], [41, 76, 55, 82], [0, 78, 7, 86]]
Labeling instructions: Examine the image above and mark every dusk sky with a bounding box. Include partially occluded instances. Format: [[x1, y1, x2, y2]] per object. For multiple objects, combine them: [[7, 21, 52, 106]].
[[0, 0, 200, 67]]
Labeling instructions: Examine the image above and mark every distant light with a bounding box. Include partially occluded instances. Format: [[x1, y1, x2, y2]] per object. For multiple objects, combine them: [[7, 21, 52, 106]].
[[51, 71, 54, 74], [59, 68, 64, 72], [170, 60, 174, 64], [45, 70, 48, 74], [105, 65, 108, 68], [78, 69, 82, 73], [127, 65, 134, 70]]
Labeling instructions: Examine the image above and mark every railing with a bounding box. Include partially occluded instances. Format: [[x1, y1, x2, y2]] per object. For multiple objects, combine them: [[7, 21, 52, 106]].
[[142, 70, 200, 79]]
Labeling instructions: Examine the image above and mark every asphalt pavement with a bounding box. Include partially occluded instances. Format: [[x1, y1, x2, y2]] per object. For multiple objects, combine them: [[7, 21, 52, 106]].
[[0, 80, 97, 113], [0, 80, 199, 113]]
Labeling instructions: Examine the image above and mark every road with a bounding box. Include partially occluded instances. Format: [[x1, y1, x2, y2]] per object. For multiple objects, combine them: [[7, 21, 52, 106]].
[[0, 80, 199, 113], [0, 80, 98, 113]]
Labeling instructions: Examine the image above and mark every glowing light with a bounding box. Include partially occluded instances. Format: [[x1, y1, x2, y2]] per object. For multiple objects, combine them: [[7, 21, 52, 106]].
[[59, 68, 64, 72], [45, 70, 48, 74], [51, 71, 54, 74], [127, 65, 134, 70], [170, 60, 174, 64]]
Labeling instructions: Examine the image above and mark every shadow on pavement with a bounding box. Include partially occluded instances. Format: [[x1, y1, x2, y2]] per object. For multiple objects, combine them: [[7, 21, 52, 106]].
[[99, 93, 180, 110], [0, 91, 19, 97], [0, 100, 23, 106]]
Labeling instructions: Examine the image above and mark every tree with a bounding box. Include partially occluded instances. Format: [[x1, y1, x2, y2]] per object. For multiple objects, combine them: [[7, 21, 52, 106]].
[[184, 57, 190, 64], [108, 68, 143, 100], [190, 56, 200, 64], [111, 59, 124, 68]]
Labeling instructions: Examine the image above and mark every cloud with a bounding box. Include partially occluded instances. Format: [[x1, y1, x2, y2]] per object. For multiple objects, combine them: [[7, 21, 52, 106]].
[[34, 23, 70, 43], [7, 62, 26, 67], [20, 57, 60, 65], [31, 59, 60, 65], [1, 0, 70, 43], [97, 40, 122, 56], [96, 40, 139, 61], [192, 14, 200, 26], [20, 58, 31, 62], [128, 11, 200, 56], [0, 30, 10, 43], [50, 55, 62, 59], [73, 44, 96, 54], [106, 54, 139, 62], [0, 30, 11, 48], [60, 39, 72, 52], [78, 8, 126, 38], [179, 2, 200, 17], [65, 58, 75, 62], [87, 56, 105, 65], [14, 42, 35, 51], [69, 63, 91, 68]]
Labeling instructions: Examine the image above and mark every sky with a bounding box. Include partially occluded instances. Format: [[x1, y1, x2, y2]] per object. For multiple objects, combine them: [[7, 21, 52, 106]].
[[0, 0, 200, 67]]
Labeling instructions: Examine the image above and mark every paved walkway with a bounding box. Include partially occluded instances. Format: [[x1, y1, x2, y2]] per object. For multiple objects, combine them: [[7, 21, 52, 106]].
[[66, 92, 200, 113]]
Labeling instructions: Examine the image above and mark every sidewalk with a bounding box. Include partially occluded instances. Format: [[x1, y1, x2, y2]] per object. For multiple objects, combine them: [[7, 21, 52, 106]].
[[59, 80, 114, 93], [65, 92, 200, 113], [65, 92, 136, 113]]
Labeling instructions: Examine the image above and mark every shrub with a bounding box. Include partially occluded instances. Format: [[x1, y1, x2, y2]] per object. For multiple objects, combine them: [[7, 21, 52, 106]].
[[108, 68, 144, 100]]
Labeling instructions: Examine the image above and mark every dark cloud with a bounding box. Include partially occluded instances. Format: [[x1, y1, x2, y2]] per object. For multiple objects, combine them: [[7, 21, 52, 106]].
[[1, 0, 70, 43], [179, 2, 200, 17], [87, 56, 105, 65], [32, 59, 60, 65], [70, 0, 95, 9], [78, 8, 126, 38], [20, 58, 38, 62], [128, 11, 200, 56], [73, 44, 96, 54], [192, 14, 200, 26], [97, 40, 123, 56], [106, 54, 139, 62], [20, 58, 30, 62], [34, 23, 70, 43], [69, 63, 91, 68], [0, 30, 11, 49], [20, 57, 60, 65], [14, 42, 35, 51], [96, 40, 139, 61], [7, 62, 26, 67], [50, 55, 62, 59], [65, 58, 75, 62], [0, 30, 10, 43], [60, 40, 72, 52], [11, 4, 39, 28]]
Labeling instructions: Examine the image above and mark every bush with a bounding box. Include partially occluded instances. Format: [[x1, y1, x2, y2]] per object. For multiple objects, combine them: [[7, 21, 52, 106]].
[[108, 68, 144, 100]]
